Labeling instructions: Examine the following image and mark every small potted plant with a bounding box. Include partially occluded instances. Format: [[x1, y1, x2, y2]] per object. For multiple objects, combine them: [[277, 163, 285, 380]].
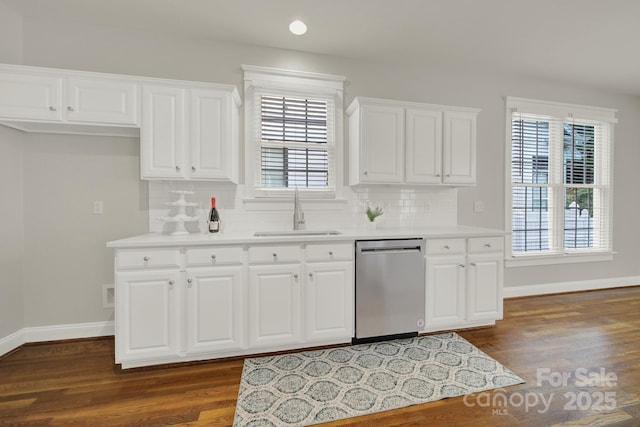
[[365, 205, 384, 229]]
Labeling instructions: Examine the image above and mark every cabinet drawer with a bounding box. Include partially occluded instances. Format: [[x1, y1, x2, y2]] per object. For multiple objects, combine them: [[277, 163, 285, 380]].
[[306, 242, 354, 262], [248, 245, 301, 264], [186, 246, 243, 266], [468, 237, 504, 253], [116, 248, 180, 269], [426, 238, 466, 255]]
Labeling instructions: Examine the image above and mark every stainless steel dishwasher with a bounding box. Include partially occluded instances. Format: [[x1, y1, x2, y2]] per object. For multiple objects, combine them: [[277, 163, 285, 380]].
[[354, 238, 426, 343]]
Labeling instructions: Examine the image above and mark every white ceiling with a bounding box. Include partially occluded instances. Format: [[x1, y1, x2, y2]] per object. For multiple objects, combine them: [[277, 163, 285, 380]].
[[5, 0, 640, 95]]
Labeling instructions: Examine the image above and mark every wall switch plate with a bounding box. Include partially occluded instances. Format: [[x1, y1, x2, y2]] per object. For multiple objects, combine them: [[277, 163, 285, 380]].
[[93, 201, 104, 215], [473, 201, 484, 213]]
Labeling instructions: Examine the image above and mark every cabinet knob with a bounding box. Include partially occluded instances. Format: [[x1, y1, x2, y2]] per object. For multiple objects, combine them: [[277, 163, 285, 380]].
[[192, 166, 196, 172], [175, 165, 181, 171], [143, 256, 150, 261], [458, 264, 466, 268], [328, 251, 333, 256], [293, 274, 298, 279], [168, 280, 175, 286], [187, 278, 193, 284], [308, 273, 313, 278], [435, 173, 441, 177], [446, 174, 451, 177], [363, 170, 368, 176], [444, 245, 450, 250], [211, 254, 217, 260], [272, 253, 278, 260], [470, 263, 477, 267], [49, 106, 57, 111], [484, 243, 492, 248], [67, 106, 74, 112]]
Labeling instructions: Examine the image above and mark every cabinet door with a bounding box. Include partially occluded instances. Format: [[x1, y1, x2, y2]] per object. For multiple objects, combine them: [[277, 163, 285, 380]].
[[305, 261, 354, 343], [425, 255, 466, 329], [359, 104, 404, 183], [406, 108, 443, 184], [185, 266, 244, 354], [190, 88, 235, 181], [0, 73, 62, 121], [115, 270, 180, 363], [467, 253, 503, 321], [443, 111, 476, 185], [248, 264, 301, 348], [66, 78, 138, 125], [140, 85, 186, 179]]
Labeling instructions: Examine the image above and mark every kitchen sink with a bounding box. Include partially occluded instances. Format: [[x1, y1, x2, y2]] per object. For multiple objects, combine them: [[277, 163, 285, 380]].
[[254, 230, 342, 237]]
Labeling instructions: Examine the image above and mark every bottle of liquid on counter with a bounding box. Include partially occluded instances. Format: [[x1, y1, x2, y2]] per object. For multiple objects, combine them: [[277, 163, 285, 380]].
[[208, 197, 220, 233]]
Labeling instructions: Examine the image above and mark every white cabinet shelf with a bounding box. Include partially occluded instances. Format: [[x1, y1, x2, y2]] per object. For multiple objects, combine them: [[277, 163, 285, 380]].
[[348, 97, 479, 186]]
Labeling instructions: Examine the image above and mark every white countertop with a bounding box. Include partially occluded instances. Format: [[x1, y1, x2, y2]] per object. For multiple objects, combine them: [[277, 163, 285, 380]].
[[107, 225, 505, 248]]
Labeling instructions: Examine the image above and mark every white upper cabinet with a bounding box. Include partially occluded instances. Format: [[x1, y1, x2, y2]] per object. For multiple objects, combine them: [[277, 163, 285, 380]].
[[0, 72, 62, 121], [140, 84, 240, 182], [66, 77, 138, 125], [0, 65, 139, 131], [443, 111, 476, 185], [348, 97, 479, 186]]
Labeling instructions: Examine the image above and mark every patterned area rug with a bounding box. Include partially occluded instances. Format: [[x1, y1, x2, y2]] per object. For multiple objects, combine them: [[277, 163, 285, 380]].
[[233, 332, 524, 426]]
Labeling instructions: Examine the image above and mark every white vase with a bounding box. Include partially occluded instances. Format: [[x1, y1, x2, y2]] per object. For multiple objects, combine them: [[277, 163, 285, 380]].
[[365, 221, 377, 231]]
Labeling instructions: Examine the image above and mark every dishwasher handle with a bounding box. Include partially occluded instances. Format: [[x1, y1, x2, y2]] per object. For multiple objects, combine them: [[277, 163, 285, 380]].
[[359, 247, 422, 254]]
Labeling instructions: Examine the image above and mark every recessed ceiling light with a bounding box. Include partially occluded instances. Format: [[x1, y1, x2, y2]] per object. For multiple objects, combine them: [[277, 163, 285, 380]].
[[289, 20, 307, 36]]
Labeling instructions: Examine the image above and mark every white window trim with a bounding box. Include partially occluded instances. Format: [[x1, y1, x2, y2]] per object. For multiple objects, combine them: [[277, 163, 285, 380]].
[[504, 96, 617, 266], [242, 65, 345, 201]]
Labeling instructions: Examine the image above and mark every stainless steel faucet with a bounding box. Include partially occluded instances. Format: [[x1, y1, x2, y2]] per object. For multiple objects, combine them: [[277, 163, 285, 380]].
[[293, 187, 305, 230]]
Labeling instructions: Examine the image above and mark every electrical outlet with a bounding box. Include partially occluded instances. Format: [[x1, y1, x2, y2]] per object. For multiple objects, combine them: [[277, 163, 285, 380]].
[[93, 201, 104, 215], [473, 201, 484, 213]]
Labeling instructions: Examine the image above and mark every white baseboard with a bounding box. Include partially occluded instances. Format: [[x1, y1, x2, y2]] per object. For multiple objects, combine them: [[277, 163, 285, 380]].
[[0, 329, 26, 358], [0, 321, 114, 358], [504, 275, 640, 298]]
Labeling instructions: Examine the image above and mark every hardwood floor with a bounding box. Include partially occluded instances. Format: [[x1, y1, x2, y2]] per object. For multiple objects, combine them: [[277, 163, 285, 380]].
[[1, 286, 639, 426]]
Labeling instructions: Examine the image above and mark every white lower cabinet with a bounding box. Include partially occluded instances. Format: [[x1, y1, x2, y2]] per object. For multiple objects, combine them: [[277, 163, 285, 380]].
[[185, 266, 244, 354], [115, 270, 181, 363], [248, 264, 302, 348], [424, 236, 503, 332], [305, 261, 354, 343], [467, 253, 504, 322], [425, 255, 466, 329]]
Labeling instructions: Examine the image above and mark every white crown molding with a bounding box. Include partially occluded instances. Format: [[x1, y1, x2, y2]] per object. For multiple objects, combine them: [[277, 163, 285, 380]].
[[504, 275, 640, 299]]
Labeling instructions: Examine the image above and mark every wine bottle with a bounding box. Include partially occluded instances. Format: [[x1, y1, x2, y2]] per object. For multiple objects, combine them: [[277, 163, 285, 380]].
[[208, 197, 220, 233]]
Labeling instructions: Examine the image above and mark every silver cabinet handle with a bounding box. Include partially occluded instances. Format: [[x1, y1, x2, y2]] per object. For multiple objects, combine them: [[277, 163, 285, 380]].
[[446, 174, 451, 177], [175, 165, 181, 171], [328, 251, 333, 256], [435, 173, 441, 177], [293, 273, 298, 279], [484, 243, 492, 248], [143, 256, 150, 261], [67, 106, 74, 111], [49, 106, 57, 111], [187, 278, 193, 284], [168, 280, 175, 286], [308, 273, 313, 278], [191, 166, 196, 172], [444, 245, 450, 250], [211, 254, 217, 260], [458, 264, 466, 268], [470, 263, 477, 267], [272, 253, 278, 259], [363, 170, 368, 176]]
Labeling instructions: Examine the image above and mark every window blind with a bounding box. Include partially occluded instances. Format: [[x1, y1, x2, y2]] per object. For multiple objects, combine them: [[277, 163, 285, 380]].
[[256, 92, 335, 191], [510, 111, 612, 256]]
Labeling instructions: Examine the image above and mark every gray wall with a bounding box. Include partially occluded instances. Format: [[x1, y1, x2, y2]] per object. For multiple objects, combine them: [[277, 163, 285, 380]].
[[0, 125, 24, 338], [1, 14, 639, 328], [22, 134, 148, 327], [0, 2, 23, 338]]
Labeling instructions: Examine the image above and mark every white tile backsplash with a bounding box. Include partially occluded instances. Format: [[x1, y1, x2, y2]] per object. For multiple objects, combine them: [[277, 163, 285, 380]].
[[149, 182, 458, 234]]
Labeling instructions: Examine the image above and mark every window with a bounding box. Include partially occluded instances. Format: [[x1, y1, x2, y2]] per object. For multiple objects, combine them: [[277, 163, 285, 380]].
[[243, 65, 345, 198], [506, 97, 616, 264]]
